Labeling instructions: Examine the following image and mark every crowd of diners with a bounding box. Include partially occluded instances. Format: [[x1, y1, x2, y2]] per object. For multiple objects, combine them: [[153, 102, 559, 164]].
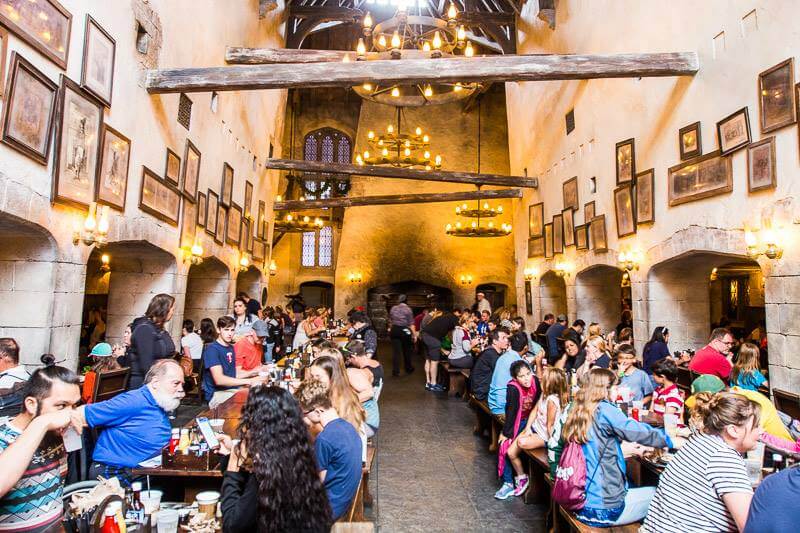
[[0, 292, 385, 532]]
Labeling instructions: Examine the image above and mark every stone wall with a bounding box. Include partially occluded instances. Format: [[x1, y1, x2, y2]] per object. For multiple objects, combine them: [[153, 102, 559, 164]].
[[184, 258, 232, 325]]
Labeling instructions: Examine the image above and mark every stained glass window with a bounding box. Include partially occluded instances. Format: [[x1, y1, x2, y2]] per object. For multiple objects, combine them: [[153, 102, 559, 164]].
[[301, 231, 316, 267], [318, 226, 333, 267]]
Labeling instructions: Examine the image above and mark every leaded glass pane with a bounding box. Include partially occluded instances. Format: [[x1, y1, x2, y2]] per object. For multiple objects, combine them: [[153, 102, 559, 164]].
[[301, 231, 316, 267], [318, 226, 333, 267]]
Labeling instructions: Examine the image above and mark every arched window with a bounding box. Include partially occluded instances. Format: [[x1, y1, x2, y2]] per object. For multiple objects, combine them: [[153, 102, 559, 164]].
[[301, 225, 333, 268], [302, 128, 351, 199]]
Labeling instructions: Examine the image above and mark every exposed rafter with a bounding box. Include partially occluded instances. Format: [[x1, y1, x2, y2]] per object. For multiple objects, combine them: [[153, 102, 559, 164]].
[[274, 188, 522, 210]]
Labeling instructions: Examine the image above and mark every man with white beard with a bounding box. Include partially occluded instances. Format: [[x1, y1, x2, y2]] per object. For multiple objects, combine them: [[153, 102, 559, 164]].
[[76, 359, 185, 486]]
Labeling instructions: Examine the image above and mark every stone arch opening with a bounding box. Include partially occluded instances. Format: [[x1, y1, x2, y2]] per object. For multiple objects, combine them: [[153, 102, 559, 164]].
[[236, 265, 263, 304], [539, 271, 567, 319], [299, 280, 334, 309], [367, 280, 454, 333], [185, 257, 231, 325], [574, 265, 626, 334], [476, 282, 508, 311]]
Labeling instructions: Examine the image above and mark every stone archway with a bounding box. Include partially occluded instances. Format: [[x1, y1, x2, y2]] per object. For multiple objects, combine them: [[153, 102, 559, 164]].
[[185, 257, 231, 324], [539, 270, 567, 319], [236, 265, 263, 304], [574, 265, 625, 334]]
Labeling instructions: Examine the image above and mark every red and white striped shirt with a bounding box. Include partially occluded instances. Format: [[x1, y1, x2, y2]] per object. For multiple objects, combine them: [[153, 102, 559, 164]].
[[652, 383, 684, 416]]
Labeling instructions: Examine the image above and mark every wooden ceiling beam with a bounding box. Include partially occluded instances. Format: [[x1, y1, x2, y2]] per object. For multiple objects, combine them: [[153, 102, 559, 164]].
[[274, 188, 522, 210], [264, 158, 539, 188]]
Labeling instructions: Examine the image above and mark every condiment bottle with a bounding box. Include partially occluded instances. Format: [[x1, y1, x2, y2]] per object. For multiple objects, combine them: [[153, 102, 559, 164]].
[[773, 453, 784, 472], [130, 482, 144, 524], [100, 507, 120, 533], [168, 428, 180, 454], [178, 428, 190, 452]]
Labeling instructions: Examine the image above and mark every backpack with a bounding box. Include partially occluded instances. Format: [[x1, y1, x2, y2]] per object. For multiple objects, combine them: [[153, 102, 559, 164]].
[[552, 441, 588, 511]]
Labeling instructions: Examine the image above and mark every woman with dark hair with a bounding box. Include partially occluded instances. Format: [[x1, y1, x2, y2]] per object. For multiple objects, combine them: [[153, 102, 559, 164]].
[[199, 318, 217, 345], [642, 326, 670, 375], [219, 385, 332, 532], [128, 294, 176, 390]]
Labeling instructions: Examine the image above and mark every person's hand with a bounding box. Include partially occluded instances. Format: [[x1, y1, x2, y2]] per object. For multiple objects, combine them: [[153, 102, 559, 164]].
[[216, 434, 233, 455], [35, 409, 81, 435], [669, 436, 688, 449], [227, 440, 243, 472]]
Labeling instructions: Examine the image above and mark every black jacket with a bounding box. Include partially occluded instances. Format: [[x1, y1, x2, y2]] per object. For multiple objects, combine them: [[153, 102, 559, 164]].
[[220, 465, 258, 533], [350, 324, 378, 357], [128, 316, 176, 389], [470, 347, 501, 401], [503, 377, 541, 438]]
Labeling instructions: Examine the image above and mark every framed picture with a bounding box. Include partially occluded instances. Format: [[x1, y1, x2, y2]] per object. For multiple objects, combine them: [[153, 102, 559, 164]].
[[758, 59, 796, 133], [529, 202, 544, 237], [668, 150, 733, 206], [253, 238, 266, 262], [244, 180, 254, 219], [0, 28, 8, 97], [528, 237, 545, 258], [139, 166, 180, 226], [590, 215, 607, 252], [635, 168, 655, 225], [181, 140, 201, 202], [220, 162, 233, 206], [525, 280, 533, 315], [226, 203, 242, 246], [583, 201, 595, 223], [717, 107, 751, 155], [52, 75, 103, 209], [615, 138, 635, 185], [164, 148, 181, 186], [257, 200, 266, 239], [80, 15, 115, 107], [0, 0, 71, 69], [678, 121, 702, 160], [197, 191, 207, 227], [0, 52, 58, 164], [614, 183, 636, 238], [562, 177, 578, 210], [553, 213, 564, 254], [243, 218, 254, 253], [747, 136, 776, 193], [215, 204, 226, 245], [180, 199, 197, 248], [205, 190, 218, 237], [95, 124, 131, 211], [575, 224, 589, 250], [544, 223, 554, 259], [562, 207, 575, 247]]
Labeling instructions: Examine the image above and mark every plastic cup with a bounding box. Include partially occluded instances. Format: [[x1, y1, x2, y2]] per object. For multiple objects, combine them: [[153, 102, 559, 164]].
[[195, 491, 220, 519], [208, 419, 224, 433], [157, 509, 179, 533], [140, 490, 162, 515]]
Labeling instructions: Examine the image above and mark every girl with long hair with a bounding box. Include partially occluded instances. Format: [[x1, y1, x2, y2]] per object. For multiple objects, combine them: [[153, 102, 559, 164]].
[[561, 368, 671, 527], [576, 335, 612, 379], [518, 367, 569, 450], [308, 355, 366, 433], [220, 385, 332, 532], [199, 317, 217, 345], [731, 342, 768, 391], [642, 326, 670, 374]]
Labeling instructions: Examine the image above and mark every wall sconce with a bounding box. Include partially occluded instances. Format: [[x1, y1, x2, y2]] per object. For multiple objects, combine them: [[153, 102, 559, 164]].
[[349, 272, 363, 283], [268, 259, 278, 277], [73, 202, 110, 247], [523, 267, 538, 281], [182, 241, 204, 265], [745, 227, 783, 260], [554, 259, 572, 278], [99, 254, 111, 273], [617, 249, 642, 273], [460, 274, 473, 285], [239, 254, 250, 272], [621, 271, 631, 287]]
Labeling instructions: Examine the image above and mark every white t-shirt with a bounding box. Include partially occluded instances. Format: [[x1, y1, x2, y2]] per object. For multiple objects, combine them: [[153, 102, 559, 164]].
[[181, 332, 204, 360], [532, 394, 561, 440], [0, 365, 30, 389]]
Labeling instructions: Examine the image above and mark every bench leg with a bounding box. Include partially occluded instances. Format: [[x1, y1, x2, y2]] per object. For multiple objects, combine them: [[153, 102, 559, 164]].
[[448, 374, 465, 397], [489, 420, 500, 453], [362, 471, 373, 508], [473, 409, 489, 436]]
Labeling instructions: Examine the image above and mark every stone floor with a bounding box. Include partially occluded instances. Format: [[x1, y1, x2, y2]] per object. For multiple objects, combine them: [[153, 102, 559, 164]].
[[370, 352, 547, 532]]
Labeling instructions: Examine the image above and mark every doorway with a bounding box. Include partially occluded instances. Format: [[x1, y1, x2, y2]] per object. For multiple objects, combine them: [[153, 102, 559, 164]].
[[300, 281, 334, 308], [476, 283, 507, 311]]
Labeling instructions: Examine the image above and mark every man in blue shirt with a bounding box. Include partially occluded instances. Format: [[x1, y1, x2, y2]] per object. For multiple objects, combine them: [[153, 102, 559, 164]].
[[202, 316, 264, 408], [296, 379, 362, 521], [75, 359, 185, 486], [488, 333, 527, 415], [744, 464, 800, 533], [545, 314, 568, 363]]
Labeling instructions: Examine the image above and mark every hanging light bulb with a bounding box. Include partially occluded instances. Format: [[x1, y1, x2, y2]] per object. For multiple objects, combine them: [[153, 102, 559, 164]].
[[356, 154, 364, 165], [382, 148, 389, 156], [471, 221, 478, 229], [422, 41, 431, 52], [432, 31, 442, 50], [364, 150, 370, 159], [435, 154, 442, 166], [378, 35, 387, 48], [286, 214, 293, 222], [391, 30, 401, 49], [377, 139, 384, 146], [423, 150, 431, 159], [404, 140, 411, 148], [391, 87, 400, 97], [341, 53, 351, 63], [447, 3, 457, 20], [483, 202, 489, 209], [415, 127, 422, 136], [464, 41, 474, 57], [303, 215, 310, 223], [356, 38, 366, 59], [457, 25, 466, 42], [387, 124, 394, 134], [363, 12, 373, 29], [404, 147, 411, 156], [276, 195, 282, 202], [367, 130, 375, 139], [362, 82, 373, 91], [423, 85, 433, 97], [454, 82, 462, 92], [423, 134, 429, 143]]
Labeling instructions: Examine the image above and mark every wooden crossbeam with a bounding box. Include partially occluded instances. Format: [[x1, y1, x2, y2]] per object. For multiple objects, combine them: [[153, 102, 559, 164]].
[[264, 158, 538, 188], [146, 52, 700, 94], [225, 47, 446, 64], [274, 188, 522, 210]]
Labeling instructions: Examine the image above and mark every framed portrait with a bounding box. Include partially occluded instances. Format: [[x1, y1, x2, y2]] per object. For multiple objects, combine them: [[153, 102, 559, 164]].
[[181, 140, 201, 202], [139, 166, 180, 226], [0, 0, 71, 69], [220, 162, 233, 206], [668, 150, 732, 206], [562, 177, 578, 210], [717, 107, 751, 155], [575, 224, 589, 250], [253, 238, 266, 262], [553, 213, 564, 254], [544, 223, 554, 259], [257, 200, 266, 239], [205, 190, 218, 237], [95, 124, 130, 211], [562, 207, 575, 247], [528, 237, 544, 258], [635, 168, 655, 225], [759, 59, 796, 133], [244, 180, 254, 219], [226, 202, 242, 246], [615, 138, 636, 185], [81, 15, 115, 107], [747, 136, 776, 193], [164, 148, 181, 186], [215, 204, 226, 245], [583, 201, 595, 224], [197, 191, 207, 227], [243, 218, 254, 253], [525, 280, 533, 315], [0, 28, 8, 97], [180, 199, 197, 249], [52, 75, 103, 209], [614, 183, 636, 238], [678, 121, 702, 160], [529, 202, 544, 237], [590, 215, 608, 252], [1, 52, 58, 164]]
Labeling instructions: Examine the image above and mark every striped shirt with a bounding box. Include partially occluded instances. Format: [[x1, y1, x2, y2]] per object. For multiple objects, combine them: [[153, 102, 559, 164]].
[[652, 383, 684, 417], [642, 432, 752, 533]]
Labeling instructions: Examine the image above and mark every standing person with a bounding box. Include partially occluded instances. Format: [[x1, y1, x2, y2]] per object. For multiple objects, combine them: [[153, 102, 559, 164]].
[[535, 313, 555, 337], [545, 314, 568, 362], [238, 291, 261, 318], [87, 308, 106, 350], [180, 319, 204, 374], [128, 293, 176, 390], [202, 316, 264, 408], [642, 326, 671, 375], [449, 313, 479, 369], [731, 342, 768, 391], [111, 324, 133, 365], [234, 321, 268, 372], [231, 297, 258, 339], [219, 385, 332, 532], [475, 291, 492, 315], [688, 327, 735, 381], [420, 310, 459, 392], [262, 308, 281, 363], [388, 295, 416, 376], [615, 344, 654, 403], [615, 310, 633, 339], [0, 338, 29, 389], [348, 312, 378, 359], [642, 393, 761, 533]]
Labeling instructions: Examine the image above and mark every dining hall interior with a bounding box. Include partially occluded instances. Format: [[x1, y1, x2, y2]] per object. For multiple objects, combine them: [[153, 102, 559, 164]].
[[0, 0, 799, 531]]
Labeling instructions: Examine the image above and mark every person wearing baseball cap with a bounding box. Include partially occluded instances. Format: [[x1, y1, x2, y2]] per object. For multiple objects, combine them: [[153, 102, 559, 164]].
[[234, 320, 269, 372], [81, 342, 122, 404]]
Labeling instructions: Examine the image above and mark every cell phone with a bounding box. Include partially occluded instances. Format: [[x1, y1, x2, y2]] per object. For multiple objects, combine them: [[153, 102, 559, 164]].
[[195, 417, 220, 450]]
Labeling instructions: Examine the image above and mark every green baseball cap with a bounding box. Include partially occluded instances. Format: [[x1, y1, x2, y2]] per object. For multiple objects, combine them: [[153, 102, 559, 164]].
[[691, 374, 726, 394]]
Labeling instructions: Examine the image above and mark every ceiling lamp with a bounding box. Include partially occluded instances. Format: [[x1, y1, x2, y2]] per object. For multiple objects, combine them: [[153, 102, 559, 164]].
[[274, 213, 325, 233], [356, 109, 442, 170], [445, 193, 511, 238]]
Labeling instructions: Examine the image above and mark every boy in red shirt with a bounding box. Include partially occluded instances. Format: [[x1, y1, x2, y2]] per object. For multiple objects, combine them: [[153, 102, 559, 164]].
[[650, 358, 684, 417]]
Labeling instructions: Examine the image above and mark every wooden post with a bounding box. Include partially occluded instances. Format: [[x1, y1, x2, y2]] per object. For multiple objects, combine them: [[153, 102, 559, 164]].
[[274, 189, 523, 211]]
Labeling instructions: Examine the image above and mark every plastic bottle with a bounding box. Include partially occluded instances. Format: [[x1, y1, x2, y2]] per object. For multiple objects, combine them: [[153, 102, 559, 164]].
[[168, 428, 180, 454], [178, 428, 190, 453], [130, 482, 144, 524], [100, 507, 120, 533]]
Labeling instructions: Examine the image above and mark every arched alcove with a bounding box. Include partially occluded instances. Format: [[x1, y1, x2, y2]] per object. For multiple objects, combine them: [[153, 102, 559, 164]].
[[367, 280, 454, 333], [236, 265, 263, 303], [539, 270, 567, 319], [574, 265, 625, 334], [185, 257, 231, 324], [299, 280, 334, 308]]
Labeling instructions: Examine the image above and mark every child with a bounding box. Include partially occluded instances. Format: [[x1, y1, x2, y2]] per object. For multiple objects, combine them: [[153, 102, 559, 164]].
[[650, 357, 684, 417], [81, 342, 122, 404], [731, 342, 768, 391], [495, 360, 540, 500], [202, 316, 263, 408], [518, 367, 569, 450], [615, 344, 654, 404]]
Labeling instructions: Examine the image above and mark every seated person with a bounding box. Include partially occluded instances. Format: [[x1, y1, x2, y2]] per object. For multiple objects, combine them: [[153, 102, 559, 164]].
[[744, 455, 800, 533], [295, 379, 362, 521], [448, 314, 479, 369], [472, 329, 510, 403], [234, 320, 268, 372], [545, 315, 568, 362], [0, 338, 29, 389], [553, 338, 586, 374], [615, 344, 654, 404], [342, 341, 380, 436], [180, 319, 204, 374], [75, 360, 185, 486], [731, 342, 768, 392], [0, 358, 81, 531], [575, 335, 612, 380], [488, 332, 526, 415], [81, 342, 123, 404], [650, 357, 684, 417], [688, 327, 734, 381], [202, 316, 264, 408]]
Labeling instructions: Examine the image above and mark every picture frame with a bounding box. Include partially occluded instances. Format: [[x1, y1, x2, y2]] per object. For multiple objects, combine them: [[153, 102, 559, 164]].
[[0, 0, 72, 69], [590, 215, 607, 252], [562, 207, 575, 247], [614, 183, 636, 238], [575, 224, 589, 250], [668, 150, 733, 206], [562, 177, 578, 210], [139, 166, 180, 226], [95, 124, 131, 212], [544, 223, 554, 259], [181, 139, 201, 202], [615, 138, 636, 185], [529, 202, 544, 238], [215, 204, 226, 245], [528, 237, 544, 258], [164, 148, 181, 186], [52, 75, 103, 209], [678, 121, 702, 160], [747, 136, 777, 193], [635, 168, 655, 225], [758, 58, 796, 134], [583, 201, 595, 224], [553, 213, 564, 254], [80, 15, 115, 107], [226, 202, 242, 246], [257, 200, 266, 239], [244, 180, 254, 219], [180, 198, 197, 249], [717, 107, 751, 155], [220, 162, 233, 206], [0, 28, 8, 98], [525, 280, 533, 315], [242, 218, 253, 254], [253, 238, 266, 262], [197, 191, 207, 227], [0, 52, 58, 164], [205, 190, 218, 237]]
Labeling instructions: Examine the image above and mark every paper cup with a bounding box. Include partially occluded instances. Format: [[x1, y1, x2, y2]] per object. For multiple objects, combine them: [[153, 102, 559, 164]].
[[195, 490, 220, 518], [157, 509, 179, 533]]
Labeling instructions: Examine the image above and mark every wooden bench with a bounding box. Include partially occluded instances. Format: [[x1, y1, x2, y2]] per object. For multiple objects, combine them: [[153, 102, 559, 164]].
[[522, 447, 551, 505], [439, 362, 469, 397], [773, 388, 800, 421], [557, 506, 641, 533], [469, 395, 505, 452], [342, 471, 365, 522], [362, 446, 376, 508]]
